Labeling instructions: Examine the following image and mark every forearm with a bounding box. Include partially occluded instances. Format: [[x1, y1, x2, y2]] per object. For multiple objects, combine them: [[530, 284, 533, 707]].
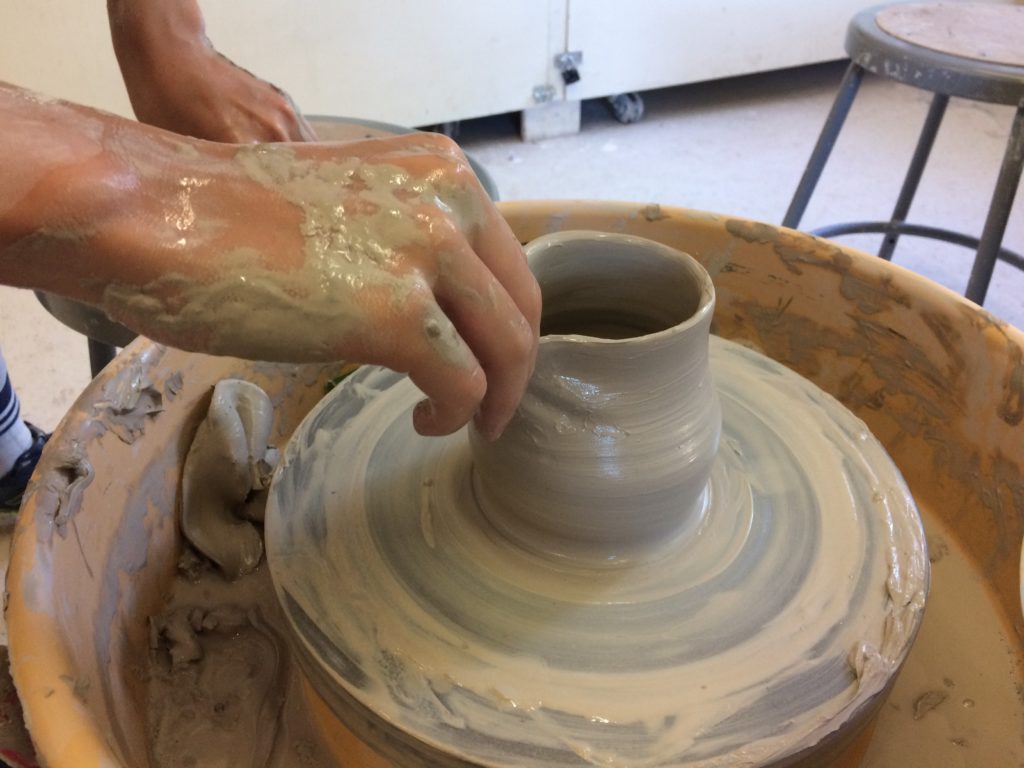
[[2, 82, 135, 299], [107, 0, 315, 142], [0, 80, 326, 359], [107, 0, 207, 78], [0, 81, 219, 304]]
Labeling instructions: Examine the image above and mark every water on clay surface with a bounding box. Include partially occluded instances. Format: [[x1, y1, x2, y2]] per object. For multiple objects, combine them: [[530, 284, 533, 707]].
[[146, 532, 336, 767], [861, 505, 1024, 767], [540, 309, 678, 339], [144, 495, 1024, 767]]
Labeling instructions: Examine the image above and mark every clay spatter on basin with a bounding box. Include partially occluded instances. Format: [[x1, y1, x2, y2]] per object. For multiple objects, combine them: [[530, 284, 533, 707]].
[[145, 557, 335, 768], [266, 233, 928, 767]]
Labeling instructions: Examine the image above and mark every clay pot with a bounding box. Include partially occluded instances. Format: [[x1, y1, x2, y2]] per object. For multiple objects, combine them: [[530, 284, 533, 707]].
[[471, 231, 721, 563]]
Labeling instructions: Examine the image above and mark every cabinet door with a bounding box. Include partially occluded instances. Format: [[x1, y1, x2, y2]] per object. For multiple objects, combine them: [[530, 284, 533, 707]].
[[204, 0, 564, 126], [565, 0, 896, 100]]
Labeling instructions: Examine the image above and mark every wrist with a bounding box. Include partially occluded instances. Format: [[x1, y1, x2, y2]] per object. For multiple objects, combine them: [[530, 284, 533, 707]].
[[108, 0, 208, 67], [0, 85, 133, 294], [0, 83, 224, 301]]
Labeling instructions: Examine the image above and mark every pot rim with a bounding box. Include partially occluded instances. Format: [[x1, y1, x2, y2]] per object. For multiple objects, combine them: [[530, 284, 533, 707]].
[[526, 229, 716, 345]]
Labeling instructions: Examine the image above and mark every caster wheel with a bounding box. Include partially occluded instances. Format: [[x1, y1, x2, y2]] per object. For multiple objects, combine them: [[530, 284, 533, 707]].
[[606, 92, 645, 124]]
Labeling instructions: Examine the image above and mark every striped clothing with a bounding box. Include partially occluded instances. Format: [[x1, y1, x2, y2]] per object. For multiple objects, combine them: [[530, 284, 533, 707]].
[[0, 349, 32, 477]]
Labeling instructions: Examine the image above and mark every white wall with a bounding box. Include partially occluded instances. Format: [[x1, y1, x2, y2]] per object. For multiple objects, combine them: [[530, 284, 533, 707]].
[[1, 1, 131, 116], [202, 0, 560, 123], [565, 0, 878, 100], [3, 1, 1014, 126], [0, 0, 562, 124]]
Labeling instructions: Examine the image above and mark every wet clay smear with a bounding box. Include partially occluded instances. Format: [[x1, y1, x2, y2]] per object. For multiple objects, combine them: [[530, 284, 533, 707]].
[[146, 543, 334, 768]]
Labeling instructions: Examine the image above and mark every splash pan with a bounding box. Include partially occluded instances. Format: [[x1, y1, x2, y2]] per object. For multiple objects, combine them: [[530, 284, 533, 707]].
[[5, 202, 1022, 768]]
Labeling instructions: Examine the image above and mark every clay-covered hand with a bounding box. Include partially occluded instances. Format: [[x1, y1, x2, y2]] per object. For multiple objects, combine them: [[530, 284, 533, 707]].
[[0, 85, 539, 438], [138, 133, 540, 439], [108, 0, 316, 142]]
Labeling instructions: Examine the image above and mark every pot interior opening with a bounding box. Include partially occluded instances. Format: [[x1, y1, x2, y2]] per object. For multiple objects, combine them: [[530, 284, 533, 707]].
[[533, 236, 706, 340]]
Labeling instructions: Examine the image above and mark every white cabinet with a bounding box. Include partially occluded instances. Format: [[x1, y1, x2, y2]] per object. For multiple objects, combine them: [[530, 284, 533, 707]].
[[206, 0, 883, 135], [202, 0, 564, 126], [2, 0, 956, 136], [564, 0, 881, 100]]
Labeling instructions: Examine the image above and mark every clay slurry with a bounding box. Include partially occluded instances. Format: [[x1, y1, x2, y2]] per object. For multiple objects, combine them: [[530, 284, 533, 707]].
[[540, 307, 674, 339]]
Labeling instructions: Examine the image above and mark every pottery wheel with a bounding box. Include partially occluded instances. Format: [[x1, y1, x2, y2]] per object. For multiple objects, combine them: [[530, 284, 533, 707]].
[[266, 337, 926, 767]]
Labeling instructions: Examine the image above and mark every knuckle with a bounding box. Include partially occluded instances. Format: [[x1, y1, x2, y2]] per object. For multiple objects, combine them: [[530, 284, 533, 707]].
[[524, 276, 543, 321], [449, 159, 477, 186], [457, 365, 487, 402], [421, 134, 473, 171], [423, 210, 464, 248], [508, 316, 536, 362], [419, 131, 459, 155], [403, 279, 436, 311]]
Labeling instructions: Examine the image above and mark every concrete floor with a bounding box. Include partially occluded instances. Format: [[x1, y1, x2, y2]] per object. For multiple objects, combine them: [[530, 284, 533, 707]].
[[1, 60, 1021, 435]]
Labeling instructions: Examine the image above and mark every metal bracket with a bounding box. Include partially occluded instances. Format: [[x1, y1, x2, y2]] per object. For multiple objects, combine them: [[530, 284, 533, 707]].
[[555, 51, 583, 72], [532, 84, 556, 103], [555, 51, 583, 86]]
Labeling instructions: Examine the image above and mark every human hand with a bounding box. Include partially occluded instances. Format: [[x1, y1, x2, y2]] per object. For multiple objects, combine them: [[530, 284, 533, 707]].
[[108, 0, 316, 142], [1, 82, 537, 438], [99, 132, 540, 439]]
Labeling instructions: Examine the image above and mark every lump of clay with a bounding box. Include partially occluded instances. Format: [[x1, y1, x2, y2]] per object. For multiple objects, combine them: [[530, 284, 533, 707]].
[[182, 379, 277, 579]]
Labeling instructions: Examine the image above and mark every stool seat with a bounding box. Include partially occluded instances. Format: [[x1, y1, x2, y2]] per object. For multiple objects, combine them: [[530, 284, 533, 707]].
[[878, 3, 1024, 68], [785, 2, 1024, 307], [849, 3, 1024, 103]]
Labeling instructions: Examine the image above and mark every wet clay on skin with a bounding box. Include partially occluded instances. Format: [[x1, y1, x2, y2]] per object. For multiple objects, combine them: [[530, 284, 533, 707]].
[[101, 145, 483, 368]]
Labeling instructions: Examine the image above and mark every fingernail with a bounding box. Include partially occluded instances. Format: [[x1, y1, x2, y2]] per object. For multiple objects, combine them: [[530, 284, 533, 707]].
[[413, 399, 436, 433], [474, 413, 506, 442]]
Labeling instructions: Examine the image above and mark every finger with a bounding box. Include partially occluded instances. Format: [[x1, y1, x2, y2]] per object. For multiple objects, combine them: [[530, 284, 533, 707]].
[[351, 278, 487, 437], [378, 143, 542, 342], [472, 205, 542, 343], [278, 89, 318, 142], [431, 231, 537, 440], [396, 301, 488, 436]]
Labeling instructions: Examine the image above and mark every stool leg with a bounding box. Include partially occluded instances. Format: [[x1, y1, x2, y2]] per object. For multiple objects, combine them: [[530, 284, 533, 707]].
[[88, 338, 117, 378], [964, 104, 1024, 306], [783, 63, 865, 229], [878, 93, 949, 261]]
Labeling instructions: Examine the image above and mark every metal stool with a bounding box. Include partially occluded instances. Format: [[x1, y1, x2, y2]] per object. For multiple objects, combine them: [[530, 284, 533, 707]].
[[784, 2, 1024, 305]]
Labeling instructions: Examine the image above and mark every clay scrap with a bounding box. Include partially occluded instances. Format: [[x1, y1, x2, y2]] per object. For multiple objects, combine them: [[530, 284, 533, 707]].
[[181, 379, 278, 580]]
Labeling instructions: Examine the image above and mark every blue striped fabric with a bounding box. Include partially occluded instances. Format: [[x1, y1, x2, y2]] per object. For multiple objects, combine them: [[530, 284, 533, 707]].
[[0, 372, 19, 437]]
